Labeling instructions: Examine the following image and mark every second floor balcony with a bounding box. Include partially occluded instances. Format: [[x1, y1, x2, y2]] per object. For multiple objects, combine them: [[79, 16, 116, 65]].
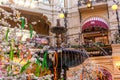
[[78, 0, 107, 9]]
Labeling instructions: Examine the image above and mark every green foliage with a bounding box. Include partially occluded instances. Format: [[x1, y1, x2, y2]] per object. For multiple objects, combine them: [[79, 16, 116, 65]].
[[94, 42, 105, 47], [85, 48, 100, 52], [35, 58, 41, 77], [7, 65, 11, 76], [42, 51, 48, 71], [35, 64, 40, 77], [20, 61, 31, 73], [17, 48, 20, 58], [30, 24, 33, 38], [5, 28, 9, 42], [71, 45, 82, 49], [9, 42, 14, 60], [20, 18, 25, 29], [38, 45, 44, 49]]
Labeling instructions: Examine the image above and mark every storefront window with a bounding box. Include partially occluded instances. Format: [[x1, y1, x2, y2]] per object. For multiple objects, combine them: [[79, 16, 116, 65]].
[[95, 36, 108, 45]]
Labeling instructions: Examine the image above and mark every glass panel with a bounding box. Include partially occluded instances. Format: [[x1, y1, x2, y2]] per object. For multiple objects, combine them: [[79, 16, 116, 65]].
[[39, 0, 49, 4], [43, 0, 49, 4], [60, 0, 64, 7]]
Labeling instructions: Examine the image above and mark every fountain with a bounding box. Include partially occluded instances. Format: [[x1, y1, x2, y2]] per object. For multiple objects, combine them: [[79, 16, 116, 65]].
[[51, 19, 67, 48], [50, 19, 89, 80]]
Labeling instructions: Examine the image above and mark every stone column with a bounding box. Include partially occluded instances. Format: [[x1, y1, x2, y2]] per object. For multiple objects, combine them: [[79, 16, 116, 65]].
[[112, 44, 120, 80]]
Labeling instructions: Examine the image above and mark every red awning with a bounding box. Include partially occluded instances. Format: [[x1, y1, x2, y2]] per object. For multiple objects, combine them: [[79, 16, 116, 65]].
[[82, 17, 109, 31]]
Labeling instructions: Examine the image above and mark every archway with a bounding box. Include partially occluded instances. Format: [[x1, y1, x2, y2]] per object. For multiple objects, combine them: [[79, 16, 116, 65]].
[[79, 66, 112, 80], [98, 68, 112, 80], [66, 60, 113, 80], [81, 17, 109, 46]]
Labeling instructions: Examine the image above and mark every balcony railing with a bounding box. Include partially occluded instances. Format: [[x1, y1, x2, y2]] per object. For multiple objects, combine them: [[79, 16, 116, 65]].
[[71, 42, 112, 57], [86, 45, 112, 57], [83, 43, 112, 57], [78, 0, 107, 7]]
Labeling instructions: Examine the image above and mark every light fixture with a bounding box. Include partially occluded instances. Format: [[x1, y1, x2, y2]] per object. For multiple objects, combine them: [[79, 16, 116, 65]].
[[116, 62, 120, 70], [112, 4, 118, 10], [111, 0, 120, 35], [59, 13, 65, 19], [87, 2, 92, 8]]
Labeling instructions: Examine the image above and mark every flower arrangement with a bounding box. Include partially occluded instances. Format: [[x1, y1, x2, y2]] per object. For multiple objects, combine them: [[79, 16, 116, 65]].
[[67, 61, 112, 80], [0, 7, 53, 80]]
